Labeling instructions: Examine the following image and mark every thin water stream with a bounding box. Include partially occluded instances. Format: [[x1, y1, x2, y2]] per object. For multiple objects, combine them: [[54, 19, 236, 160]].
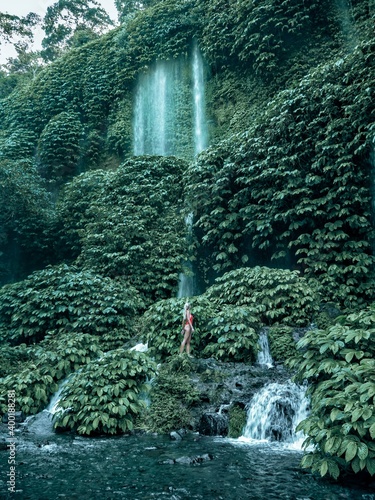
[[1, 432, 373, 499]]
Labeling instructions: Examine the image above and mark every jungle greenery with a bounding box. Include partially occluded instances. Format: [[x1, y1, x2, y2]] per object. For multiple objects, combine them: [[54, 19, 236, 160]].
[[289, 305, 375, 479], [0, 0, 374, 482]]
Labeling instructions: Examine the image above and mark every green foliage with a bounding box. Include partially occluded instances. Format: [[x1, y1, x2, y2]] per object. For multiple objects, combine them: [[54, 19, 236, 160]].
[[0, 343, 29, 378], [202, 305, 259, 362], [126, 0, 199, 64], [144, 296, 215, 360], [41, 0, 114, 62], [0, 11, 40, 45], [0, 158, 53, 283], [228, 404, 247, 439], [0, 264, 142, 344], [37, 111, 83, 185], [0, 332, 103, 415], [268, 326, 297, 362], [187, 42, 375, 309], [57, 156, 187, 304], [205, 267, 319, 327], [200, 0, 333, 76], [289, 304, 375, 479], [53, 348, 157, 435], [139, 360, 200, 433], [0, 363, 58, 415], [31, 332, 103, 380]]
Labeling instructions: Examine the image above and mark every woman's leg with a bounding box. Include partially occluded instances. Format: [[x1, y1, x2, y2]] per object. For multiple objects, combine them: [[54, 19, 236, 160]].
[[180, 326, 191, 353], [186, 331, 192, 355]]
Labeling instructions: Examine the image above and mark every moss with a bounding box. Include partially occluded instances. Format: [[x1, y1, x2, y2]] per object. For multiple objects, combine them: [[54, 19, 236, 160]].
[[138, 363, 200, 433], [228, 404, 247, 438]]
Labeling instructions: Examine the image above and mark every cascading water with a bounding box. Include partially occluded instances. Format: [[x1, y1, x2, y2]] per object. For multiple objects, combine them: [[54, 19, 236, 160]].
[[45, 376, 73, 415], [133, 45, 208, 158], [133, 60, 173, 156], [239, 381, 309, 447], [192, 42, 208, 155], [335, 0, 358, 51], [177, 212, 195, 298], [256, 329, 274, 368]]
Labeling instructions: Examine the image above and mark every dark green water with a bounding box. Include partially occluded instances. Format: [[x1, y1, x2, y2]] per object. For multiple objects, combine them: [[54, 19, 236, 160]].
[[1, 429, 374, 500]]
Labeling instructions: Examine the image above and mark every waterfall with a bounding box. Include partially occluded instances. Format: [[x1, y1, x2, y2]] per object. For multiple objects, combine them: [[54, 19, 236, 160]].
[[177, 212, 195, 298], [335, 0, 358, 50], [133, 46, 208, 158], [45, 376, 72, 415], [133, 61, 172, 156], [256, 329, 274, 368], [192, 42, 208, 155], [239, 382, 309, 446]]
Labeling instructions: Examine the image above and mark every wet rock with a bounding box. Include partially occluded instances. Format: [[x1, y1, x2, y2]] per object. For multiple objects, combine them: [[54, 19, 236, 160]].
[[198, 412, 228, 437], [170, 428, 187, 440], [170, 431, 182, 441], [160, 453, 214, 465], [175, 453, 213, 465], [0, 438, 8, 450]]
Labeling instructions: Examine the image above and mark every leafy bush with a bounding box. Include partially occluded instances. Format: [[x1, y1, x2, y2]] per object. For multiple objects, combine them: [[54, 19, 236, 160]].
[[205, 267, 319, 327], [37, 111, 83, 184], [54, 349, 157, 435], [58, 156, 187, 305], [228, 404, 247, 438], [0, 332, 103, 416], [0, 343, 29, 378], [0, 363, 58, 415], [202, 305, 259, 362], [0, 264, 142, 344], [268, 326, 298, 362], [289, 305, 375, 479], [31, 332, 103, 380]]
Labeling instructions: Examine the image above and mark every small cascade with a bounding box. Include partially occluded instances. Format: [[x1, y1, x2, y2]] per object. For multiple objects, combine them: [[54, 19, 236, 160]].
[[177, 212, 195, 298], [192, 42, 208, 155], [45, 376, 72, 415], [130, 342, 148, 352], [256, 329, 273, 368], [240, 381, 309, 446], [335, 0, 358, 51]]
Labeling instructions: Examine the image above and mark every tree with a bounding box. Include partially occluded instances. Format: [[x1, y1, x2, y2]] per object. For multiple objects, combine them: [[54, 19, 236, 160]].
[[3, 42, 44, 80], [0, 11, 40, 47], [41, 0, 114, 62], [114, 0, 153, 23]]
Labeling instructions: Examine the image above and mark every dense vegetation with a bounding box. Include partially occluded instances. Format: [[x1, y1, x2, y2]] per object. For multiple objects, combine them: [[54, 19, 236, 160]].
[[0, 0, 374, 483]]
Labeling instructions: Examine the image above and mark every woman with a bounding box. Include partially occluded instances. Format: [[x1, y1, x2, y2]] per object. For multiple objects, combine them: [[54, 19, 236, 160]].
[[179, 302, 194, 355]]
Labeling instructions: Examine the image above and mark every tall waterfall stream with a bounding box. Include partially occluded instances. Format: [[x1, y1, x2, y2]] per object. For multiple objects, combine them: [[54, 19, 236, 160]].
[[133, 44, 208, 158]]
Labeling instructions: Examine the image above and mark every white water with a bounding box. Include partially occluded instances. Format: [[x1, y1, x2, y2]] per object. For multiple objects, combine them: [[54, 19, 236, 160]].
[[177, 212, 195, 298], [133, 46, 208, 158], [335, 0, 358, 50], [133, 61, 172, 156], [192, 42, 208, 155], [130, 342, 149, 352], [45, 376, 72, 415], [256, 329, 274, 368], [239, 381, 309, 449]]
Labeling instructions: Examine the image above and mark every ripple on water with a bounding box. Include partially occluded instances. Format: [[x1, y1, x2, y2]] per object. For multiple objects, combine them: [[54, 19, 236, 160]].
[[0, 433, 374, 500]]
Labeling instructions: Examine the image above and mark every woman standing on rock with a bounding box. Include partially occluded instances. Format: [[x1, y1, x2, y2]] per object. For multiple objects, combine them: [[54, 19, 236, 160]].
[[180, 302, 194, 356]]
